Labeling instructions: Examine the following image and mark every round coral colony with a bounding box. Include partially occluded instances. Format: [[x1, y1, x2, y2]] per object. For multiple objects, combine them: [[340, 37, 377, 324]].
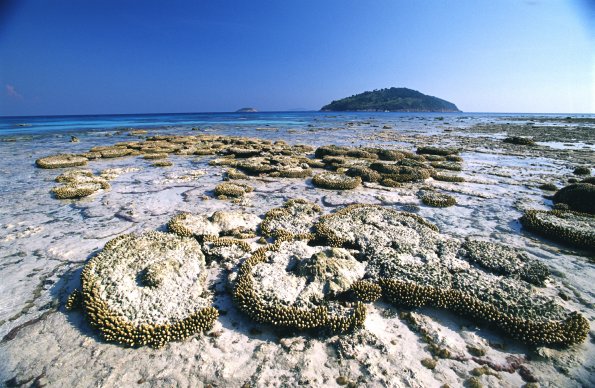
[[71, 231, 218, 348]]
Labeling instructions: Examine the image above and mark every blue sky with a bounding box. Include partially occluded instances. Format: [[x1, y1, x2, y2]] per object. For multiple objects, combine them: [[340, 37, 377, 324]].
[[0, 0, 593, 115]]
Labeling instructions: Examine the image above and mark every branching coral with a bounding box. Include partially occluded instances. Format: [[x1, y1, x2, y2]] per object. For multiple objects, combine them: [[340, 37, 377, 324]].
[[350, 280, 382, 303], [345, 166, 382, 183], [223, 168, 248, 180], [430, 161, 462, 171], [51, 183, 107, 199], [151, 160, 173, 167], [538, 183, 558, 191], [433, 174, 465, 183], [226, 155, 312, 178], [324, 148, 464, 188], [370, 162, 433, 184], [572, 166, 590, 176], [98, 146, 132, 158], [143, 153, 168, 160], [375, 149, 405, 161], [201, 235, 253, 265]]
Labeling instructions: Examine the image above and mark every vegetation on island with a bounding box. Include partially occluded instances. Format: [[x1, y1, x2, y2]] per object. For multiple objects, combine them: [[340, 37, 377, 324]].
[[321, 87, 460, 112]]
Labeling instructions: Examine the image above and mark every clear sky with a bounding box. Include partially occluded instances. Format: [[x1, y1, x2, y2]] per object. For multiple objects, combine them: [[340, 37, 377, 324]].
[[0, 0, 593, 116]]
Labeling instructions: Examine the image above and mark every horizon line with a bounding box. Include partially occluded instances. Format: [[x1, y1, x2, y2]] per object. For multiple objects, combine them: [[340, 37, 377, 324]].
[[2, 110, 595, 119]]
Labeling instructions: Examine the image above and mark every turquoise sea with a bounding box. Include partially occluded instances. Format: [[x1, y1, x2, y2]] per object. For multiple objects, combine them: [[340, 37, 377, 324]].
[[2, 111, 593, 138]]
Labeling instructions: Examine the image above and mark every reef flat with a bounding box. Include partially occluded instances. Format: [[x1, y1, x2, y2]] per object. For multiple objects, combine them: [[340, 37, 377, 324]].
[[0, 112, 594, 387]]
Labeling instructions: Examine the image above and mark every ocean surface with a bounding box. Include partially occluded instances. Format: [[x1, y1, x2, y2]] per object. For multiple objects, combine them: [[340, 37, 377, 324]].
[[0, 111, 594, 387], [2, 111, 594, 138]]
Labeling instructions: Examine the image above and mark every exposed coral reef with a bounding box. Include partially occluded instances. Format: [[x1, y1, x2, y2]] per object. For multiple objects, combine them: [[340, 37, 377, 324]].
[[260, 199, 322, 241], [51, 169, 110, 199], [458, 239, 550, 285], [233, 240, 367, 333], [31, 133, 588, 353], [215, 182, 254, 198], [314, 204, 588, 346], [420, 191, 457, 207], [552, 183, 595, 214], [168, 211, 261, 239], [36, 154, 88, 169], [416, 146, 459, 156], [312, 145, 446, 187], [520, 210, 595, 251], [75, 231, 218, 348], [224, 155, 312, 178], [312, 172, 361, 190], [432, 173, 465, 183], [503, 136, 535, 146]]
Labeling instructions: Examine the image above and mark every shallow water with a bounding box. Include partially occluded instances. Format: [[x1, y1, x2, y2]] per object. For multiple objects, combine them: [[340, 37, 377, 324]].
[[0, 112, 593, 387]]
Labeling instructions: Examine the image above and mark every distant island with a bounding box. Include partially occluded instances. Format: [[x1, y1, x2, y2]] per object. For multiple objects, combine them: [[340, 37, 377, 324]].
[[321, 87, 461, 112], [236, 107, 258, 113]]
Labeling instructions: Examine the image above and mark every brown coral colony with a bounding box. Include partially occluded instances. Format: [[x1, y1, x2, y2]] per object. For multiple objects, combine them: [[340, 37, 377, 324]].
[[45, 134, 588, 349]]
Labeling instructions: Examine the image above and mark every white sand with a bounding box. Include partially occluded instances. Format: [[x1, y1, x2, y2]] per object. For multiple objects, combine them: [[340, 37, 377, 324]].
[[0, 117, 593, 387]]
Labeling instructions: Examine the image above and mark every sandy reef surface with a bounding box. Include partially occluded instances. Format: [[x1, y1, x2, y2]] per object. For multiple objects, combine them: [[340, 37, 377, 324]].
[[0, 113, 594, 387]]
